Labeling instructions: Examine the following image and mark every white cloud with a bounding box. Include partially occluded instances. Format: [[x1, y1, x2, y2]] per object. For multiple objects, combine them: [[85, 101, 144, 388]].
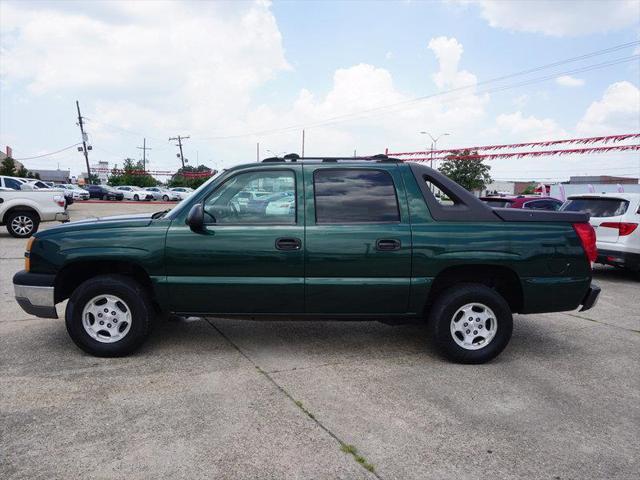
[[556, 75, 585, 87], [385, 51, 393, 60], [495, 111, 567, 140], [576, 81, 640, 135], [0, 0, 289, 140], [462, 0, 640, 36], [427, 36, 477, 89]]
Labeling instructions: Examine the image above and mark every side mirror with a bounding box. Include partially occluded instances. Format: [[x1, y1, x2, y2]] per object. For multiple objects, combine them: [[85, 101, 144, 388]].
[[186, 203, 205, 231]]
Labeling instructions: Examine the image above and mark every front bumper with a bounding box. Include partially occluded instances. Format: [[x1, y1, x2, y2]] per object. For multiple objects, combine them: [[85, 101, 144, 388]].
[[579, 283, 601, 312], [13, 271, 58, 319]]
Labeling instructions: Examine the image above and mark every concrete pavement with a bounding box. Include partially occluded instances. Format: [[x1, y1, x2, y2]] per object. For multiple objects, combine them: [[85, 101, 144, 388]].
[[1, 201, 638, 479]]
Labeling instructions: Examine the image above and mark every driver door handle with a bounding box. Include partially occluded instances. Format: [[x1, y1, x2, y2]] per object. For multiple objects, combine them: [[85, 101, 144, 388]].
[[376, 239, 401, 251], [275, 237, 302, 251]]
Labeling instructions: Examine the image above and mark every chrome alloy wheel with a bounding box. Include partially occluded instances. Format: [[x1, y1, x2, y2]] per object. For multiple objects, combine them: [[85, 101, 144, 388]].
[[450, 302, 497, 350], [11, 215, 34, 236], [82, 294, 132, 343]]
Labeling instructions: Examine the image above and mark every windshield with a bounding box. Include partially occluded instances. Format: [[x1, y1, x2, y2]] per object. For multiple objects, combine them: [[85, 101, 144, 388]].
[[561, 197, 629, 217], [163, 171, 224, 220]]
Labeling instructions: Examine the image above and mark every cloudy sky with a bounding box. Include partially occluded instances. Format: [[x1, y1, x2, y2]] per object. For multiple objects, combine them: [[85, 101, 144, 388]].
[[0, 0, 639, 181]]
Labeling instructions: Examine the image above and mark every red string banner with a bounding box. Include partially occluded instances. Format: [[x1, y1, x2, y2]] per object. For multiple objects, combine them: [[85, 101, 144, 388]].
[[403, 144, 640, 162], [388, 133, 640, 157]]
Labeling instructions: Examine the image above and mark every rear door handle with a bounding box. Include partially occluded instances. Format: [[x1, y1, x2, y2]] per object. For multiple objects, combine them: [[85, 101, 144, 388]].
[[376, 239, 401, 251], [275, 237, 302, 251]]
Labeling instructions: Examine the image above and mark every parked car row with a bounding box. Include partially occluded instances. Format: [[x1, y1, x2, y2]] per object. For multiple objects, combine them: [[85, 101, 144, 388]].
[[0, 175, 194, 203]]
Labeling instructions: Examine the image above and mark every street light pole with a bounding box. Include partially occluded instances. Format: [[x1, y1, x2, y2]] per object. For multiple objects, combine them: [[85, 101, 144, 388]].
[[420, 131, 450, 170]]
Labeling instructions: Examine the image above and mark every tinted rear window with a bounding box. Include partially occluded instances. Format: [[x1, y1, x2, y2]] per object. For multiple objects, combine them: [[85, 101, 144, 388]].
[[562, 198, 629, 217], [314, 169, 400, 223], [483, 199, 512, 208]]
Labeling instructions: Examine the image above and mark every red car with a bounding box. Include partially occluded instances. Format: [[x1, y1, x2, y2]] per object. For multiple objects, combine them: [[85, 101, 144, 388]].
[[480, 195, 563, 211]]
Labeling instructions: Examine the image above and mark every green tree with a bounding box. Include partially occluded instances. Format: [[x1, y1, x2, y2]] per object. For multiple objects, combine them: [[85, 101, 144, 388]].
[[521, 183, 536, 195], [15, 165, 29, 178], [168, 164, 215, 189], [87, 173, 100, 185], [0, 156, 16, 176], [438, 150, 492, 192], [108, 158, 158, 187]]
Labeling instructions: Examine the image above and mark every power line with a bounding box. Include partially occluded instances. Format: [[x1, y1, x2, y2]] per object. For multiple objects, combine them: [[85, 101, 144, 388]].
[[196, 42, 640, 140], [69, 41, 639, 145], [13, 143, 81, 160]]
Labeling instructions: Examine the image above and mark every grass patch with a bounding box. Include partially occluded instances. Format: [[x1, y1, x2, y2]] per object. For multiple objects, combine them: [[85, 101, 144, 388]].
[[340, 443, 375, 473]]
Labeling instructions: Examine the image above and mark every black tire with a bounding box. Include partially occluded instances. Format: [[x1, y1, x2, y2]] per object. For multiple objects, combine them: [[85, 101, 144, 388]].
[[162, 195, 169, 202], [65, 274, 154, 357], [134, 194, 139, 201], [6, 211, 40, 238], [428, 284, 513, 364]]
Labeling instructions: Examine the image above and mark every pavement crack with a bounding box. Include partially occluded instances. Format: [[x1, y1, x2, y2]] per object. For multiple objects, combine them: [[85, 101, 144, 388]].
[[203, 317, 382, 479], [561, 312, 640, 333]]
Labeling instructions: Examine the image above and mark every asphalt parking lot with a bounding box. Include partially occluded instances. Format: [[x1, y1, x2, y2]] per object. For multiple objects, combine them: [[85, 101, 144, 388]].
[[1, 202, 639, 479]]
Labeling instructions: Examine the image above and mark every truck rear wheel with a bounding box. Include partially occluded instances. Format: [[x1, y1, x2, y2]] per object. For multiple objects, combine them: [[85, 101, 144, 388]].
[[428, 284, 512, 364], [6, 211, 40, 238], [65, 274, 154, 357]]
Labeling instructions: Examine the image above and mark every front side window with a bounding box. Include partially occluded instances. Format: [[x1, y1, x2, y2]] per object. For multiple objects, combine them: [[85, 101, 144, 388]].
[[204, 170, 296, 224], [4, 178, 22, 190], [313, 169, 400, 224]]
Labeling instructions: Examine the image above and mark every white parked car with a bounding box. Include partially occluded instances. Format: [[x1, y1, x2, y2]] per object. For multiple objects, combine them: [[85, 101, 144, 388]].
[[115, 186, 154, 201], [562, 193, 640, 271], [169, 187, 194, 200], [59, 184, 90, 201], [145, 187, 179, 201], [264, 192, 295, 216], [0, 189, 68, 237], [0, 175, 29, 190]]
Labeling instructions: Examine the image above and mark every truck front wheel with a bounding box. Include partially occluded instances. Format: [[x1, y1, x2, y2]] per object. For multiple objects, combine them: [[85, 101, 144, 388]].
[[428, 284, 513, 364], [65, 274, 154, 357], [6, 211, 40, 238]]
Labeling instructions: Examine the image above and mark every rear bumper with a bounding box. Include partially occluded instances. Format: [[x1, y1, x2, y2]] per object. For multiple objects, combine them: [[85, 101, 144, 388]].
[[55, 211, 70, 222], [579, 282, 601, 312], [13, 270, 58, 319], [596, 249, 640, 271]]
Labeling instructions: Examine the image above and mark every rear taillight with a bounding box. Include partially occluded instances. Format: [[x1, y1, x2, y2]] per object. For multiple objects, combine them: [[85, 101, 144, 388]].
[[573, 222, 597, 263], [599, 222, 638, 236], [53, 195, 65, 207]]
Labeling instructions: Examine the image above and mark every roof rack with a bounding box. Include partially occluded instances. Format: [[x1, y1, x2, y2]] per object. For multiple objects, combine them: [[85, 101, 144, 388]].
[[261, 153, 402, 163]]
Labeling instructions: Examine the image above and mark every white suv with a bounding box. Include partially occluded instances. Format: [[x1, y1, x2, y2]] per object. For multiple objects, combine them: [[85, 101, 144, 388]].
[[562, 193, 640, 271]]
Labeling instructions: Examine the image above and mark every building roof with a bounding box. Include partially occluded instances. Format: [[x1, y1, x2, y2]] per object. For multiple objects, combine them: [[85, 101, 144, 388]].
[[569, 175, 638, 184], [29, 169, 71, 182]]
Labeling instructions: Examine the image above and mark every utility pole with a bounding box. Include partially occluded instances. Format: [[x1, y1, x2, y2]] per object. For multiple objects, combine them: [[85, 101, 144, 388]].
[[169, 135, 190, 169], [137, 138, 152, 172], [76, 100, 92, 183], [301, 129, 305, 157]]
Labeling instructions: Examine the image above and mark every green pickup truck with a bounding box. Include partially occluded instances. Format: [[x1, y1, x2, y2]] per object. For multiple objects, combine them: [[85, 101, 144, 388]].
[[13, 156, 600, 363]]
